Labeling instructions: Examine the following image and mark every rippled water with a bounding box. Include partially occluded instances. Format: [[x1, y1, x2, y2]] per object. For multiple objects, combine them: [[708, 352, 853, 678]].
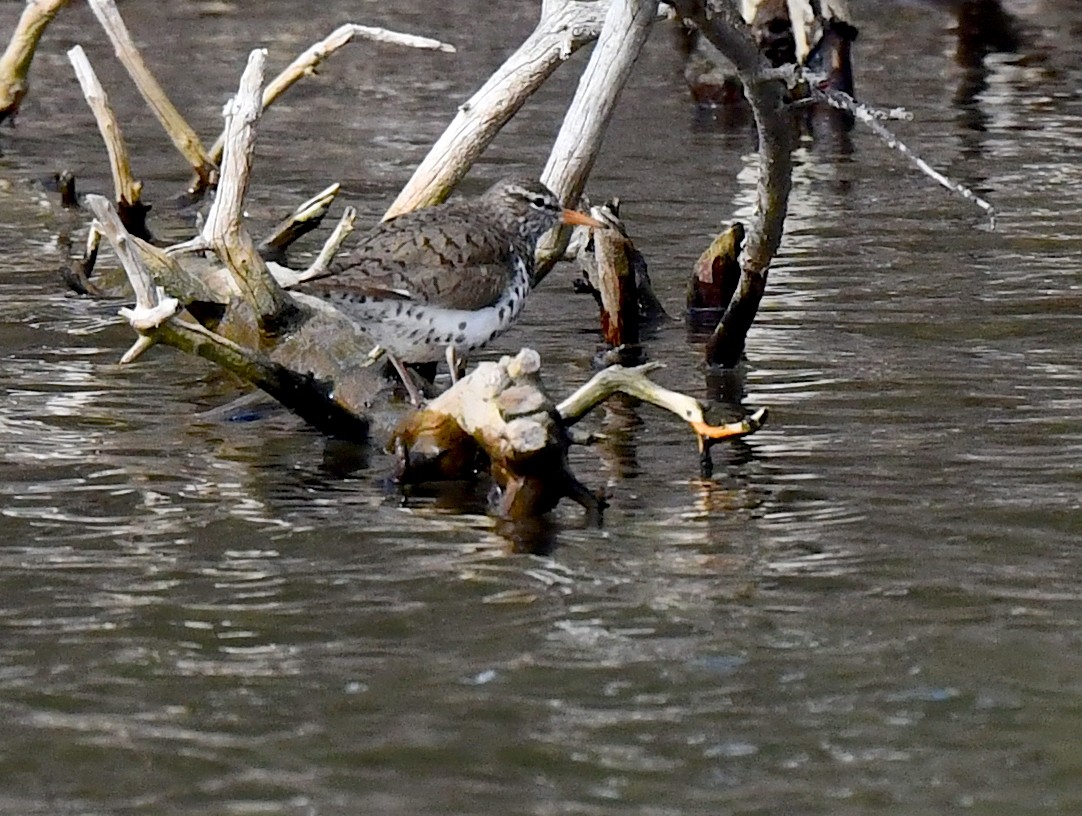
[[2, 1, 1081, 813]]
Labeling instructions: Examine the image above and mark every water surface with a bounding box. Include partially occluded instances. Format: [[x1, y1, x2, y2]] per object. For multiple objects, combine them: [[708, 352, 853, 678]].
[[1, 1, 1080, 814]]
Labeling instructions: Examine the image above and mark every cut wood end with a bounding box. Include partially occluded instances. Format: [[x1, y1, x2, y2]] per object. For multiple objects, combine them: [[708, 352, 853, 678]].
[[118, 296, 180, 331], [691, 406, 769, 442], [506, 348, 541, 378]]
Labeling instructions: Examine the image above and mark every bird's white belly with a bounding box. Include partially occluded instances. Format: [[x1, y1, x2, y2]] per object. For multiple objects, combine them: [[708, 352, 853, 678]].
[[330, 265, 530, 363]]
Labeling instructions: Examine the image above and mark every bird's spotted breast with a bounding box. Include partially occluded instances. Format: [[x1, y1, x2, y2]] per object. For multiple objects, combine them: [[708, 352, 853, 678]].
[[302, 184, 549, 365]]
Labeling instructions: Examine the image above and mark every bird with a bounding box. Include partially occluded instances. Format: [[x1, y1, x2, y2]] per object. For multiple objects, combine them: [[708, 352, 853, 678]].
[[296, 177, 603, 404]]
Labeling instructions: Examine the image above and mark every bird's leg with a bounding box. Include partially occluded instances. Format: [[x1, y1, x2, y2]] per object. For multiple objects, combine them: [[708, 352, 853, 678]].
[[387, 351, 425, 406], [446, 345, 466, 384]]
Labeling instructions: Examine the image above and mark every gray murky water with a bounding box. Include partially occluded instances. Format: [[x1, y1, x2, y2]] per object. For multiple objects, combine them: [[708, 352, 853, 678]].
[[2, 1, 1081, 813]]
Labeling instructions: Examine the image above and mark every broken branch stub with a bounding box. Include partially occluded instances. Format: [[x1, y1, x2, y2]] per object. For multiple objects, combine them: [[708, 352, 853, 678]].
[[574, 202, 649, 354], [556, 362, 767, 452], [258, 183, 343, 264], [687, 222, 744, 327]]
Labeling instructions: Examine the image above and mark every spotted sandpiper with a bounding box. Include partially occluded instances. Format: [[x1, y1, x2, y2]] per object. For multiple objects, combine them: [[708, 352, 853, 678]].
[[297, 177, 603, 403]]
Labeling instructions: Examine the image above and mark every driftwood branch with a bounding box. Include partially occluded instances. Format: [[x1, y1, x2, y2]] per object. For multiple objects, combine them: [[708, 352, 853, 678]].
[[68, 11, 775, 520], [393, 349, 766, 519], [86, 0, 215, 186], [557, 363, 767, 449], [266, 204, 358, 288], [70, 42, 386, 422], [384, 0, 612, 219], [170, 49, 297, 331], [672, 0, 795, 367], [535, 0, 660, 280], [197, 23, 455, 195], [0, 0, 70, 122], [88, 193, 371, 439], [66, 45, 150, 238]]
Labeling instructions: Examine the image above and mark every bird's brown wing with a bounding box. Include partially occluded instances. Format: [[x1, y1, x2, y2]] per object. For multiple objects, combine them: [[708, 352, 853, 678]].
[[302, 208, 520, 311]]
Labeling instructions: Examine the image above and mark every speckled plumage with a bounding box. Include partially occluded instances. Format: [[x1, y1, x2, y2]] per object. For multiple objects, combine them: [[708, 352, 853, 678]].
[[297, 177, 568, 364]]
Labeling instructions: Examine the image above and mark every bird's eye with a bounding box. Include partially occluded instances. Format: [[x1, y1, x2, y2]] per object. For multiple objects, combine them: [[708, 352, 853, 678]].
[[530, 196, 548, 208]]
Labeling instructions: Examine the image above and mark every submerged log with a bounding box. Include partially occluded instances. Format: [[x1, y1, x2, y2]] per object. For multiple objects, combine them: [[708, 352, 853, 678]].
[[394, 350, 767, 519], [68, 2, 777, 520]]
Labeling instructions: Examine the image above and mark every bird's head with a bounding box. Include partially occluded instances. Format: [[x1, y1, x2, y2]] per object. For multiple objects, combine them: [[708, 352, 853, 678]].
[[484, 177, 603, 243]]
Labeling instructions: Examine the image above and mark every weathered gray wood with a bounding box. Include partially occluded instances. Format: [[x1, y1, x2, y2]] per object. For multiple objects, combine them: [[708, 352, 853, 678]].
[[384, 0, 616, 219]]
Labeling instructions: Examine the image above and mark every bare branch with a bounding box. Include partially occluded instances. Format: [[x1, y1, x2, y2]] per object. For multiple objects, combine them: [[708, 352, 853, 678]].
[[86, 0, 215, 185], [556, 363, 768, 447], [203, 24, 455, 177], [671, 0, 796, 366], [173, 49, 297, 327], [534, 0, 660, 281], [0, 0, 71, 122], [67, 45, 148, 235], [384, 0, 611, 219]]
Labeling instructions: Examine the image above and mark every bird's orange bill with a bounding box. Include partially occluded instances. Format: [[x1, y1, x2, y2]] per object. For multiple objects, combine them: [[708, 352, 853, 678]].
[[561, 209, 605, 229]]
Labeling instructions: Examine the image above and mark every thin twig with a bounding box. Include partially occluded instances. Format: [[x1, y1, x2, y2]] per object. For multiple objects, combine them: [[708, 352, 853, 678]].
[[803, 71, 997, 229], [299, 207, 357, 282], [203, 24, 455, 177]]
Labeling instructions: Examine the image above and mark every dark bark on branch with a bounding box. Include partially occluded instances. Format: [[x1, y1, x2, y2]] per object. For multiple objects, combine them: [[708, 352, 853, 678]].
[[670, 0, 795, 367]]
